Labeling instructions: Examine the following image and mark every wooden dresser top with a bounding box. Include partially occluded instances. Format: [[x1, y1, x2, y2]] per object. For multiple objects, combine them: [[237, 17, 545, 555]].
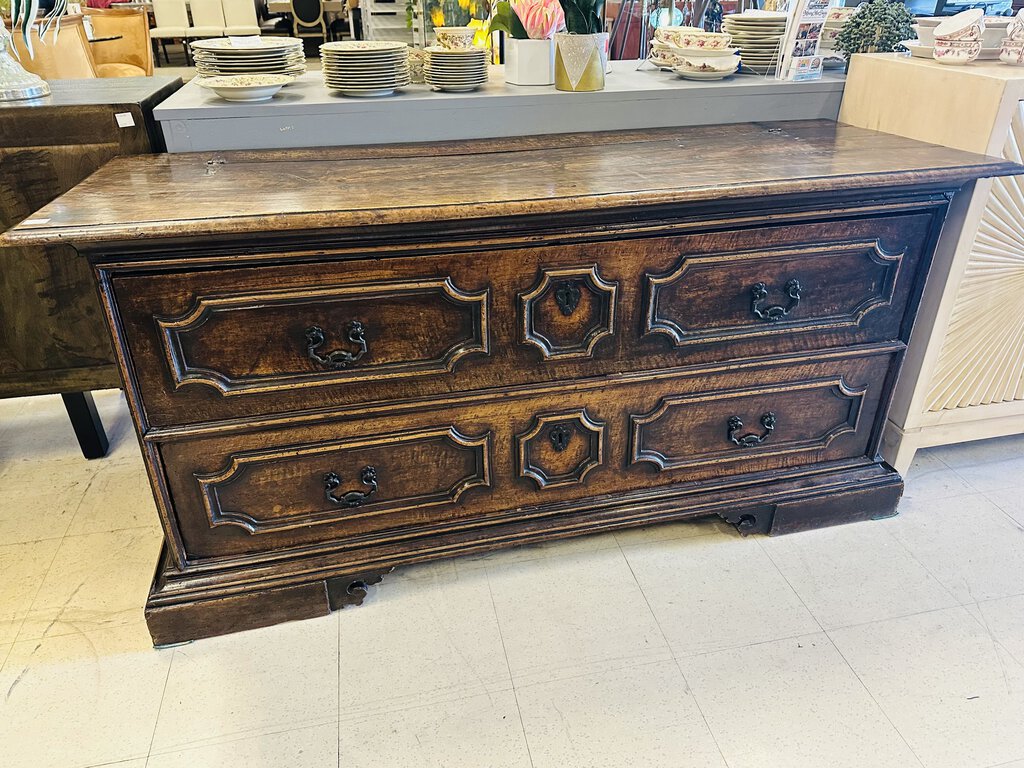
[[5, 120, 1018, 248]]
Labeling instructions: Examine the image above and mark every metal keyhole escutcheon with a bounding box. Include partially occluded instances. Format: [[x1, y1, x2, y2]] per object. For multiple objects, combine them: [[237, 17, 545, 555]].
[[549, 424, 572, 452]]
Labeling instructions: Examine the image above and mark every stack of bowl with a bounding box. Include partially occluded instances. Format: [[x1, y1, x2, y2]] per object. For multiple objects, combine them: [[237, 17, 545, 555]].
[[910, 12, 1009, 59], [648, 25, 738, 76], [722, 11, 789, 74], [1000, 9, 1024, 65], [931, 9, 984, 65]]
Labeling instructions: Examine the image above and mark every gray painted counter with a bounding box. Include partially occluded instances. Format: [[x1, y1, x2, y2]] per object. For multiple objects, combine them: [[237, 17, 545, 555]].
[[155, 61, 846, 152]]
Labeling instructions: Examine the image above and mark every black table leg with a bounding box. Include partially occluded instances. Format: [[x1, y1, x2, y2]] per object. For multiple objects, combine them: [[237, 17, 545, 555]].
[[61, 392, 110, 460]]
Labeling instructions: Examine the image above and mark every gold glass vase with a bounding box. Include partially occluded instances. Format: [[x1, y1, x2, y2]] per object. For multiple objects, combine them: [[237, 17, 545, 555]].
[[554, 32, 606, 92]]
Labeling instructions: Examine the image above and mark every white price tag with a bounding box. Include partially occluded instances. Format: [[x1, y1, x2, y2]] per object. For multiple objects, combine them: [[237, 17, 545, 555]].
[[229, 36, 264, 48], [115, 112, 135, 128]]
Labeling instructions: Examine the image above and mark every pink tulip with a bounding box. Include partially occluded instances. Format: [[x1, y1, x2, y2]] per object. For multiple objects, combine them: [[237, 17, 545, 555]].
[[512, 0, 565, 39]]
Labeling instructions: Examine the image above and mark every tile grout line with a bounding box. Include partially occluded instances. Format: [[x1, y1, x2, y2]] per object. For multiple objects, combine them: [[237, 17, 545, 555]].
[[980, 489, 1024, 530], [614, 539, 734, 768], [824, 629, 928, 768], [143, 646, 176, 767], [483, 567, 537, 768], [755, 537, 929, 768]]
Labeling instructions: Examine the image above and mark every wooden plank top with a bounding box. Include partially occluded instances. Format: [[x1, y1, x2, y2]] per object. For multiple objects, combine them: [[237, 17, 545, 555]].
[[0, 76, 182, 110], [5, 120, 1019, 248]]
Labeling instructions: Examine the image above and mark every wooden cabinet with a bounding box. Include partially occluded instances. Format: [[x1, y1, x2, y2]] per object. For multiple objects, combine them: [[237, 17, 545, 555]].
[[0, 76, 181, 458], [841, 56, 1024, 471], [5, 121, 1017, 644]]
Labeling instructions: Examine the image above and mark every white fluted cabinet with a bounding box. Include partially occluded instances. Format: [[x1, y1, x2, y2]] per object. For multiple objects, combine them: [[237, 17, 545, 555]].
[[840, 54, 1024, 472]]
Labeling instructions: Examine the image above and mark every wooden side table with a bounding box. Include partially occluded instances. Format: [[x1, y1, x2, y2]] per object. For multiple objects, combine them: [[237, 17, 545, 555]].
[[0, 76, 181, 458]]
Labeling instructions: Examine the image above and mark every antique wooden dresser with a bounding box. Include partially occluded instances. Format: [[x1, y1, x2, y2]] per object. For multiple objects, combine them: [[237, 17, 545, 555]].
[[6, 121, 1018, 644]]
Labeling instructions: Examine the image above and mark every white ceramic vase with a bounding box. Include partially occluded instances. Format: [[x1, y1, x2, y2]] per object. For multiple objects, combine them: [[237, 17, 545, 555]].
[[505, 38, 555, 86]]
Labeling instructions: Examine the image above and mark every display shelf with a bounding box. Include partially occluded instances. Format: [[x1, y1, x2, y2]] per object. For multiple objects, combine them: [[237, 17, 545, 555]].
[[155, 61, 845, 151]]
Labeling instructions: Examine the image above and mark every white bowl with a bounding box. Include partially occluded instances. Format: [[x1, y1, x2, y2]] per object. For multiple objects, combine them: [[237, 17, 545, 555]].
[[913, 25, 935, 46], [933, 37, 982, 64], [678, 54, 740, 73], [934, 9, 984, 41], [199, 74, 292, 101]]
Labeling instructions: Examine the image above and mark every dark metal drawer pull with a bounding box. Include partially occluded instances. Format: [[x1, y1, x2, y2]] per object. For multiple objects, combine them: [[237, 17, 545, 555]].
[[728, 412, 776, 448], [324, 466, 378, 507], [305, 321, 368, 370], [751, 279, 802, 322]]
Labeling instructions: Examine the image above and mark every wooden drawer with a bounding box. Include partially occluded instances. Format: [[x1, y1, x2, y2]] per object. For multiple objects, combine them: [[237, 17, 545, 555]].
[[112, 210, 935, 427], [158, 349, 896, 560]]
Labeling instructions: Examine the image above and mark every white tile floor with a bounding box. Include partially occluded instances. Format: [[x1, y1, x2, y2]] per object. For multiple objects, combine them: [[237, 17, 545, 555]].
[[1, 390, 1024, 768]]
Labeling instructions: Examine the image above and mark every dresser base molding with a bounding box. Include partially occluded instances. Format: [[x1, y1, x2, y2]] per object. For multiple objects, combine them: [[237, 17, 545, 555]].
[[144, 462, 902, 644]]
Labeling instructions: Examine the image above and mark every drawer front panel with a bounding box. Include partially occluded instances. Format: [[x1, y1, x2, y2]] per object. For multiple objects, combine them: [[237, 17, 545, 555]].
[[114, 210, 935, 427], [631, 378, 864, 471], [158, 278, 488, 394], [198, 427, 490, 534], [644, 239, 901, 345], [159, 350, 896, 560]]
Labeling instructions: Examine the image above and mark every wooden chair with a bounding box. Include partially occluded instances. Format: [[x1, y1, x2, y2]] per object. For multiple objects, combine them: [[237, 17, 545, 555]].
[[290, 0, 326, 39], [150, 0, 190, 64], [221, 0, 261, 35], [84, 6, 154, 76], [9, 15, 99, 79]]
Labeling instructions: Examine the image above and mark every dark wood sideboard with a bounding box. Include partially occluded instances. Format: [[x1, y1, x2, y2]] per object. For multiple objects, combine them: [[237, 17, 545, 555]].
[[0, 76, 181, 458], [5, 121, 1018, 644]]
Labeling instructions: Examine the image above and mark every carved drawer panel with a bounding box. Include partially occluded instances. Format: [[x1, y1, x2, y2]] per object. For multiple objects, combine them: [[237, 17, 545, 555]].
[[155, 278, 487, 394], [631, 378, 864, 472], [113, 210, 933, 428], [644, 239, 904, 346], [158, 349, 895, 561]]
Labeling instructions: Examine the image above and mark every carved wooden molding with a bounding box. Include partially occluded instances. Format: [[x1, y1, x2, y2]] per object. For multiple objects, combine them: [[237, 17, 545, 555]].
[[516, 409, 605, 488], [197, 426, 491, 534], [519, 264, 617, 359], [630, 377, 865, 471], [156, 277, 489, 395], [927, 103, 1024, 411], [643, 240, 903, 345]]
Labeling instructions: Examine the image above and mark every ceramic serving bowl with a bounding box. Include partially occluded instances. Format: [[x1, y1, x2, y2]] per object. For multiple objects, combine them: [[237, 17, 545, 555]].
[[651, 40, 739, 57], [933, 36, 982, 64], [655, 26, 732, 49], [1000, 37, 1024, 65], [434, 26, 476, 49], [677, 54, 739, 73], [198, 74, 292, 101], [934, 8, 984, 42]]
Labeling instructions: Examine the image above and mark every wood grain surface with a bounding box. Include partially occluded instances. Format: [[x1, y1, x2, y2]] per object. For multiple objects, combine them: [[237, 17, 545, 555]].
[[5, 120, 1020, 248]]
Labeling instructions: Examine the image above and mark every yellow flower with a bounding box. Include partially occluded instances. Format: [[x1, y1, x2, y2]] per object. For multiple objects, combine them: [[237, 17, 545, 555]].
[[458, 0, 470, 9], [468, 17, 489, 46], [430, 7, 445, 25]]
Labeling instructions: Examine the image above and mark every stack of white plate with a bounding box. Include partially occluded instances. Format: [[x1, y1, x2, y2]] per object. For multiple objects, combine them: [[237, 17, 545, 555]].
[[320, 41, 410, 97], [424, 46, 489, 92], [723, 11, 788, 74], [191, 38, 305, 79]]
